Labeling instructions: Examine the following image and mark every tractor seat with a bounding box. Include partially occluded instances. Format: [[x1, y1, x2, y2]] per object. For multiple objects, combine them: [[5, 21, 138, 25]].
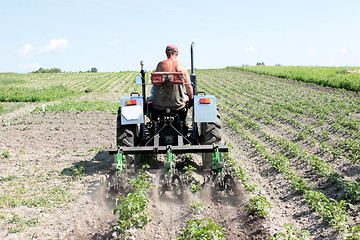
[[151, 72, 185, 84]]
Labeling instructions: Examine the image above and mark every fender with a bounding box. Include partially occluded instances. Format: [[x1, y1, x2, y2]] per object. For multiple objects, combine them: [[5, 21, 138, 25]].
[[120, 96, 144, 125], [193, 95, 217, 123]]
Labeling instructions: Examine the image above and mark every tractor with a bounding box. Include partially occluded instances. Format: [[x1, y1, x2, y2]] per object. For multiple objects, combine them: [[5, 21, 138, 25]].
[[108, 43, 236, 198]]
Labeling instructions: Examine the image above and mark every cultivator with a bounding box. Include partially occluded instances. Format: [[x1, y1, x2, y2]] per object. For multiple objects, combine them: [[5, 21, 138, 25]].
[[107, 43, 237, 198]]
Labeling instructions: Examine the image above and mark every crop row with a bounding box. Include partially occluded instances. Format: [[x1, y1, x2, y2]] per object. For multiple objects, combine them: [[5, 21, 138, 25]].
[[232, 66, 360, 92], [197, 69, 360, 167], [195, 68, 360, 237], [224, 116, 360, 237], [199, 71, 360, 203], [112, 164, 227, 239], [224, 104, 360, 203]]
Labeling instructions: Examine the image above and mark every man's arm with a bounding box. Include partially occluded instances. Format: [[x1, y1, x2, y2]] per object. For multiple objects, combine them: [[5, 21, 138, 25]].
[[178, 64, 193, 101]]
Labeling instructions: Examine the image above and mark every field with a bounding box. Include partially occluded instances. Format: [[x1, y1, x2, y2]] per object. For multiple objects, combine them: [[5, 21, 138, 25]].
[[1, 68, 360, 239]]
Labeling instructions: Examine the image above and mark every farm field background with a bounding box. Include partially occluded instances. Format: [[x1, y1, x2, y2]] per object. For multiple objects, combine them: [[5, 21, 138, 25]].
[[0, 67, 360, 239]]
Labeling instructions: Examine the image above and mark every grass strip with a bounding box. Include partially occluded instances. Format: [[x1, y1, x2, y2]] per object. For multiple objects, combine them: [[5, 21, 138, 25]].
[[32, 100, 119, 114], [0, 85, 79, 102]]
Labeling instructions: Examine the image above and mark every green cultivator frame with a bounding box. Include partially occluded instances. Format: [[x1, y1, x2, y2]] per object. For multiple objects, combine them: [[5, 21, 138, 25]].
[[109, 143, 234, 198]]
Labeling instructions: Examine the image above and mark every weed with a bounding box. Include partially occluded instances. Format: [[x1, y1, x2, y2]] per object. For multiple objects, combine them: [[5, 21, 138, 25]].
[[0, 175, 16, 182], [0, 85, 77, 102], [2, 150, 10, 159], [5, 213, 39, 233], [33, 100, 119, 114], [0, 212, 6, 220], [61, 162, 86, 178], [269, 223, 310, 240]]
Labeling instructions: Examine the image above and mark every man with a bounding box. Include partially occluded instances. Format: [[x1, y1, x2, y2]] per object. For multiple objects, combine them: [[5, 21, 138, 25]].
[[151, 45, 193, 111]]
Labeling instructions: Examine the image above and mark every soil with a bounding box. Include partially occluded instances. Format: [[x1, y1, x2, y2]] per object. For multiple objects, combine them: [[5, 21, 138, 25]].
[[1, 73, 358, 239], [0, 107, 271, 240]]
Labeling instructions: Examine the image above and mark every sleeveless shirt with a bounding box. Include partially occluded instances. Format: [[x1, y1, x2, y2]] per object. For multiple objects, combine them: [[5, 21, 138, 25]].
[[152, 84, 187, 110]]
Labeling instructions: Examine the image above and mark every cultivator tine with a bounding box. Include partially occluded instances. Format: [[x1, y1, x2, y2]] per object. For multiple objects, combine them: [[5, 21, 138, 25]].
[[107, 149, 128, 194], [158, 146, 185, 199], [115, 150, 126, 175], [212, 146, 225, 172]]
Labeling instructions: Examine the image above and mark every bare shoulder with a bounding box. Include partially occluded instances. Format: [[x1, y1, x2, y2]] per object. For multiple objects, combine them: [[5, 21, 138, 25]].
[[176, 61, 187, 72], [156, 61, 167, 71]]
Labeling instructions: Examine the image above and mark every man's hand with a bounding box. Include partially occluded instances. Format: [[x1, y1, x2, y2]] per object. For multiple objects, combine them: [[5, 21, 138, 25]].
[[186, 98, 193, 108]]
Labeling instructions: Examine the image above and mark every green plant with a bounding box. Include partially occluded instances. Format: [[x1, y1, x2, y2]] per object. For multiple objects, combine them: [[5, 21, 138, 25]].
[[245, 195, 271, 217], [188, 201, 204, 215], [5, 213, 39, 233], [344, 225, 360, 240], [183, 165, 202, 193], [269, 224, 310, 240], [176, 218, 224, 240], [61, 163, 85, 178], [2, 150, 10, 159], [0, 85, 77, 102], [113, 165, 152, 236], [32, 100, 119, 114], [0, 212, 6, 220], [304, 190, 350, 231]]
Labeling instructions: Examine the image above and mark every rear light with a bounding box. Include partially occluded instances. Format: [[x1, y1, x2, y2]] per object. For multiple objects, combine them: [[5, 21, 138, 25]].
[[200, 98, 210, 104], [126, 100, 137, 105]]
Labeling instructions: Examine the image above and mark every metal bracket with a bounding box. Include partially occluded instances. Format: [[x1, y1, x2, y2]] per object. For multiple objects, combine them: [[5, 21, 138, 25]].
[[212, 145, 224, 172], [164, 146, 175, 175], [115, 149, 126, 174]]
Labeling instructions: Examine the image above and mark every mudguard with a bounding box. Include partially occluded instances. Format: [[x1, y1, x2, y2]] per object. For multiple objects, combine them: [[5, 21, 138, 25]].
[[120, 96, 144, 125], [193, 95, 217, 123]]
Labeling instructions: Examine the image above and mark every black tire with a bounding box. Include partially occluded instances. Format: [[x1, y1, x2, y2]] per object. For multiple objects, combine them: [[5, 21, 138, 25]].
[[116, 108, 136, 147], [200, 109, 222, 168], [116, 108, 138, 168]]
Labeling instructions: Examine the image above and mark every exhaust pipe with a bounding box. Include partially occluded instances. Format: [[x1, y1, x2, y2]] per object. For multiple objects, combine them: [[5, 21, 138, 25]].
[[190, 42, 197, 95]]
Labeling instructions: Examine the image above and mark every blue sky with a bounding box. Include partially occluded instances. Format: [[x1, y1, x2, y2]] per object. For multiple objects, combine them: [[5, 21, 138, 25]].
[[1, 0, 359, 73]]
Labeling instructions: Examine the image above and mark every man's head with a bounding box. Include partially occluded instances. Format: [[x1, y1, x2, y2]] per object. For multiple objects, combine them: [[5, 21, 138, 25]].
[[166, 44, 178, 58]]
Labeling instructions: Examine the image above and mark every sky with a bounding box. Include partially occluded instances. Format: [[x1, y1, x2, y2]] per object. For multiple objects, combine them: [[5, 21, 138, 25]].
[[1, 0, 359, 73]]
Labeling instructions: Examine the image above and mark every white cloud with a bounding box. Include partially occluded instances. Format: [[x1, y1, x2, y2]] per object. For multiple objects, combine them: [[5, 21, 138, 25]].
[[244, 46, 256, 52], [339, 46, 348, 54], [125, 45, 136, 50], [18, 38, 68, 57], [107, 39, 120, 46], [18, 44, 34, 57], [42, 38, 68, 53], [308, 47, 316, 56]]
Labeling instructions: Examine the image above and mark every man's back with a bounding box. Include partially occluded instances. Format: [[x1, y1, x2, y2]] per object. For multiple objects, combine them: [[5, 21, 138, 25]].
[[151, 45, 193, 110], [156, 59, 181, 72]]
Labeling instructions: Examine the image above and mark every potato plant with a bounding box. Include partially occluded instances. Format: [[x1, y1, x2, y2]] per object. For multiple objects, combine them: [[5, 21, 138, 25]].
[[176, 218, 225, 240], [113, 166, 152, 236]]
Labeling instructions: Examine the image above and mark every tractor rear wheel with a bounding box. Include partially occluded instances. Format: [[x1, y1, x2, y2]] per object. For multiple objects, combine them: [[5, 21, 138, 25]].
[[200, 109, 222, 169], [116, 108, 136, 147], [116, 108, 138, 168]]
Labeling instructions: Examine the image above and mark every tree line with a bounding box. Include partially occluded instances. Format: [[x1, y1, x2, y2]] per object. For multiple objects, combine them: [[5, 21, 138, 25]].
[[32, 67, 98, 73]]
